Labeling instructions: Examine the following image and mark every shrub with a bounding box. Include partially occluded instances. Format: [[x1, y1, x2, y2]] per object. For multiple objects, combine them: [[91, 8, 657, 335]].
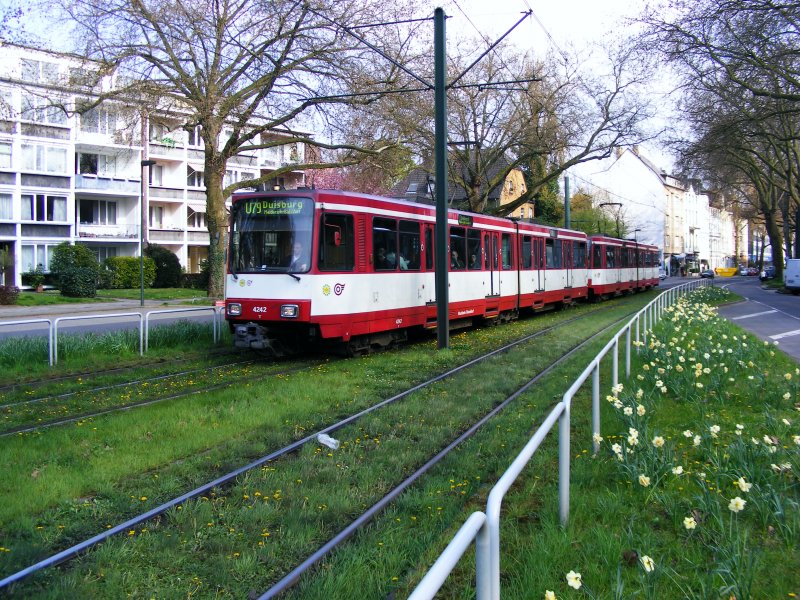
[[22, 266, 45, 289], [180, 258, 210, 290], [0, 285, 20, 305], [145, 244, 182, 288], [59, 267, 98, 298], [102, 256, 156, 289], [50, 243, 99, 273]]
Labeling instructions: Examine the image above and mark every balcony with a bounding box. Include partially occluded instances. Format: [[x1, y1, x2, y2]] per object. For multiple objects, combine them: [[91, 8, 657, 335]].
[[149, 228, 184, 242], [77, 223, 138, 239], [75, 175, 140, 195]]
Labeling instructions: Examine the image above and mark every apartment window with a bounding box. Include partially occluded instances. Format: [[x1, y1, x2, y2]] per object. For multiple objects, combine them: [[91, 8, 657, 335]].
[[187, 166, 204, 188], [0, 88, 14, 119], [77, 153, 116, 177], [80, 199, 116, 225], [21, 243, 55, 272], [0, 193, 12, 220], [149, 205, 164, 228], [92, 246, 117, 262], [21, 144, 68, 173], [187, 126, 203, 147], [20, 59, 59, 84], [149, 164, 164, 186], [21, 94, 67, 125], [22, 193, 67, 222], [187, 208, 206, 228], [0, 141, 11, 169], [79, 105, 116, 134]]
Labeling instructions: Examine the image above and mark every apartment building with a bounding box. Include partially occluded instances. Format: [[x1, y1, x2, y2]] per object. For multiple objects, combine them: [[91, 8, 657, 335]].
[[0, 43, 306, 287]]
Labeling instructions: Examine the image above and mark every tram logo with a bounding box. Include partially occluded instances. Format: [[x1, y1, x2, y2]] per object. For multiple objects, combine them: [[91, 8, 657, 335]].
[[322, 284, 331, 296], [334, 283, 345, 296]]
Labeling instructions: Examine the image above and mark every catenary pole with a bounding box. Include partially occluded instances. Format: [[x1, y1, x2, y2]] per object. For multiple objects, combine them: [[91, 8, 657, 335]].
[[434, 7, 449, 349]]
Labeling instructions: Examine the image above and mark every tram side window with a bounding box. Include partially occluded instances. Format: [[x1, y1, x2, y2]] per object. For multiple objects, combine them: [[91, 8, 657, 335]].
[[467, 229, 482, 270], [449, 226, 467, 269], [399, 220, 421, 270], [425, 227, 434, 270], [521, 236, 532, 269], [533, 238, 544, 269], [605, 247, 616, 268], [563, 240, 572, 270], [373, 217, 398, 270], [318, 213, 354, 271], [592, 244, 603, 268], [501, 233, 512, 269], [548, 239, 562, 268], [574, 241, 586, 268], [545, 239, 554, 268]]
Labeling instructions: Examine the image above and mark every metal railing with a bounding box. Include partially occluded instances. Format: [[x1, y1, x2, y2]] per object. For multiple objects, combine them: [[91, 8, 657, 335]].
[[409, 279, 710, 600], [0, 306, 225, 366]]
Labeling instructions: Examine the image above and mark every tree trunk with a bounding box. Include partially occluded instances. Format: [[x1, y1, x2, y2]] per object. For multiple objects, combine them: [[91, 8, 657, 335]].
[[205, 168, 228, 299], [764, 212, 784, 279]]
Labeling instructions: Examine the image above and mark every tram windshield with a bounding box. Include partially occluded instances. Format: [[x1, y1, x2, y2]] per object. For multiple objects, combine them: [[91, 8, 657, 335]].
[[230, 196, 314, 274]]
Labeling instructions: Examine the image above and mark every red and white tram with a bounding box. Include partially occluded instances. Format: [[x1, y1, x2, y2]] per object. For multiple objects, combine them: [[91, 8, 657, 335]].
[[224, 190, 658, 354]]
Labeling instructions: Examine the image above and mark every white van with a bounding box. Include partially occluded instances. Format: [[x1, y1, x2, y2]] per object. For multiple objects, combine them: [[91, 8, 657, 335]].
[[786, 259, 800, 294]]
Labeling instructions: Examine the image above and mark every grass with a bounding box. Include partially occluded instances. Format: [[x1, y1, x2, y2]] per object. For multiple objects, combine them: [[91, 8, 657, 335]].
[[4, 287, 796, 598], [5, 287, 209, 307]]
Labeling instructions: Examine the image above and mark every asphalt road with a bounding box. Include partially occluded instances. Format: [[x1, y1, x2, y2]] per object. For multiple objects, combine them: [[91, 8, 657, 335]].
[[716, 276, 800, 363]]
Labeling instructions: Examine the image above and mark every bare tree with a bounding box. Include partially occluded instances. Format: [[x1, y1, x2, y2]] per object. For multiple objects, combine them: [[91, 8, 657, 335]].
[[54, 0, 419, 296]]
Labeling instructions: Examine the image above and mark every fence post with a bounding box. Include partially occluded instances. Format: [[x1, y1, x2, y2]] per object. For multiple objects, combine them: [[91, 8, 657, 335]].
[[475, 519, 491, 600], [592, 363, 600, 454], [625, 325, 631, 377], [559, 398, 570, 526], [612, 338, 619, 389]]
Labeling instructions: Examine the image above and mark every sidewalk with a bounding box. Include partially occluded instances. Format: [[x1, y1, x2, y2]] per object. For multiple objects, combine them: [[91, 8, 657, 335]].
[[0, 297, 216, 322]]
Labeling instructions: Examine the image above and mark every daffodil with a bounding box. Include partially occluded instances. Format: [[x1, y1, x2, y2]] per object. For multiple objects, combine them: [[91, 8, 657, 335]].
[[672, 465, 684, 475], [545, 591, 556, 600], [683, 516, 697, 529], [652, 436, 665, 448], [638, 474, 651, 487], [640, 555, 655, 573], [566, 571, 582, 590], [728, 496, 746, 513], [735, 477, 752, 492]]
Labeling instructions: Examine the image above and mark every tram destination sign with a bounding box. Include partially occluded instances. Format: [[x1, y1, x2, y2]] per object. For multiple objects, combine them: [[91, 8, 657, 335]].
[[242, 198, 307, 215]]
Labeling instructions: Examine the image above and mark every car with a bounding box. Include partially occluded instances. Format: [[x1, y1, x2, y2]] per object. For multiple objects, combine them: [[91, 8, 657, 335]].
[[700, 269, 715, 278], [761, 265, 776, 280], [658, 267, 666, 280]]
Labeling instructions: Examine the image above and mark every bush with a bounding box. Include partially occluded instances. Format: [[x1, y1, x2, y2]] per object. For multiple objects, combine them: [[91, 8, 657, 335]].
[[0, 285, 20, 305], [145, 244, 182, 288], [59, 267, 98, 298], [50, 243, 99, 273], [180, 258, 210, 290], [22, 266, 45, 289], [103, 256, 156, 289]]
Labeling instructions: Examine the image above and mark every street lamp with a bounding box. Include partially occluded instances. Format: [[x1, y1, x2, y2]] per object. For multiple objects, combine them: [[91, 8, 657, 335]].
[[599, 202, 622, 237], [140, 159, 157, 307]]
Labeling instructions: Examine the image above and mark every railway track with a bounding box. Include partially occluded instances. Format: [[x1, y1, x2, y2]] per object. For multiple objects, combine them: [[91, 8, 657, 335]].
[[0, 295, 650, 596]]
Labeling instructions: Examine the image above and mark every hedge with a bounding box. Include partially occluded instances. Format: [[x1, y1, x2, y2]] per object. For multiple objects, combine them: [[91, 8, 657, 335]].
[[103, 256, 156, 289]]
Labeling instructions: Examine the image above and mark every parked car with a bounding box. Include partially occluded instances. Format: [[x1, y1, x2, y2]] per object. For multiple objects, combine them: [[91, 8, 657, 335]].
[[700, 269, 715, 278], [746, 267, 758, 276], [760, 265, 776, 280], [658, 267, 666, 280]]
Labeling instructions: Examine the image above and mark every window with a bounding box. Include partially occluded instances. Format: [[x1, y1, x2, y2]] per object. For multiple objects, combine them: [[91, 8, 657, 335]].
[[574, 242, 586, 268], [187, 166, 204, 187], [0, 88, 14, 119], [467, 230, 481, 270], [92, 246, 117, 262], [373, 217, 397, 270], [21, 194, 67, 222], [149, 164, 164, 186], [425, 227, 434, 270], [533, 238, 544, 269], [318, 213, 355, 271], [521, 236, 532, 269], [449, 226, 466, 270], [545, 239, 562, 268], [187, 126, 203, 147], [79, 105, 116, 134], [150, 205, 164, 228], [21, 144, 68, 173], [80, 199, 116, 225], [187, 208, 206, 229], [0, 193, 12, 220], [21, 94, 67, 125], [605, 247, 616, 268], [592, 244, 603, 268], [0, 141, 10, 169], [21, 243, 55, 272], [501, 233, 512, 269], [20, 59, 59, 84], [399, 220, 421, 270]]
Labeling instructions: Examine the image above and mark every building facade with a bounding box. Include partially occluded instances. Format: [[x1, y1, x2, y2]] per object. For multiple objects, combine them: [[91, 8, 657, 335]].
[[0, 44, 306, 287]]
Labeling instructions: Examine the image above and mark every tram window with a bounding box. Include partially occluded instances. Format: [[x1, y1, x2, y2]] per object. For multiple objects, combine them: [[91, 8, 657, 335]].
[[563, 241, 572, 270], [550, 239, 563, 268], [318, 213, 354, 271], [425, 227, 434, 270], [621, 248, 629, 268], [467, 229, 482, 270], [501, 233, 512, 269], [592, 244, 603, 268], [545, 239, 554, 268], [373, 217, 397, 270], [521, 236, 532, 269], [605, 247, 616, 268], [574, 241, 586, 268], [533, 239, 544, 269], [449, 227, 467, 269], [399, 220, 421, 270]]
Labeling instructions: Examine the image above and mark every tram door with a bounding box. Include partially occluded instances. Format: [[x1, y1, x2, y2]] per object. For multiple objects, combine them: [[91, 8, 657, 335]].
[[485, 231, 500, 297], [564, 240, 573, 288], [423, 224, 435, 303], [534, 238, 544, 291]]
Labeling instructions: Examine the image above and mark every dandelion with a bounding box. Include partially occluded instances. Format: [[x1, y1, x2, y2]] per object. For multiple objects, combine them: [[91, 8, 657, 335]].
[[735, 477, 752, 493], [638, 474, 651, 487], [637, 404, 646, 416], [640, 555, 655, 573], [545, 591, 557, 600], [566, 570, 582, 590], [728, 497, 746, 513], [652, 436, 665, 448], [672, 465, 684, 475], [683, 516, 697, 530]]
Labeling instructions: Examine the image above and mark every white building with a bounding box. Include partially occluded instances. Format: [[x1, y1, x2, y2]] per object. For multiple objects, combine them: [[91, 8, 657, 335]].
[[0, 43, 307, 287], [570, 147, 746, 274]]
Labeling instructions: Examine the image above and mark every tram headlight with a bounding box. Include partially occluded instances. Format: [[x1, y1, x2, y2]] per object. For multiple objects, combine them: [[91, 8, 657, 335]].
[[280, 304, 299, 318], [227, 302, 242, 316]]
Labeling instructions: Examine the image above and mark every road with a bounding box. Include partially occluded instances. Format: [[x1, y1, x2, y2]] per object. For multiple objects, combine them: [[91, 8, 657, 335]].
[[716, 276, 800, 363]]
